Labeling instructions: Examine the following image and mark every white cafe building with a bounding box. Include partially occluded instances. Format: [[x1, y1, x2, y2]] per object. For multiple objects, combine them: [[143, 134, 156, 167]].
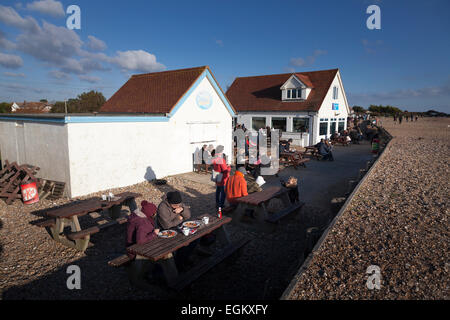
[[226, 68, 350, 146]]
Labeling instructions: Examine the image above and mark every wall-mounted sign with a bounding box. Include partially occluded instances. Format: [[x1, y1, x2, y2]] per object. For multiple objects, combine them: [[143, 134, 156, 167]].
[[332, 103, 339, 110], [196, 91, 213, 110]]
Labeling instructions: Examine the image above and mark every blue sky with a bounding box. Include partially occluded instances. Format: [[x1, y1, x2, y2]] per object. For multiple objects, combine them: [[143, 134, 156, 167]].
[[0, 0, 449, 112]]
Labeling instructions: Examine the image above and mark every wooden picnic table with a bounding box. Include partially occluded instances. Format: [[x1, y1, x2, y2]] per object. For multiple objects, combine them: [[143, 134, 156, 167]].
[[331, 137, 350, 146], [35, 191, 141, 252], [127, 214, 248, 290], [279, 151, 310, 169], [231, 186, 303, 228], [303, 146, 322, 160]]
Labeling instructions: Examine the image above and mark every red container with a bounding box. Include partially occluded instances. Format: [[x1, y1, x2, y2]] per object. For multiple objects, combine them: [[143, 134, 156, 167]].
[[21, 181, 39, 205]]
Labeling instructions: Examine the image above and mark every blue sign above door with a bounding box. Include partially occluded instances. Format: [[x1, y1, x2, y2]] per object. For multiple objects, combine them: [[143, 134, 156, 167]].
[[332, 103, 339, 110]]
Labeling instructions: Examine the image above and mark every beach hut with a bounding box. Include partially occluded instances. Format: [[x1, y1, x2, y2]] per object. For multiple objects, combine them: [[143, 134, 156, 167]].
[[0, 66, 235, 197]]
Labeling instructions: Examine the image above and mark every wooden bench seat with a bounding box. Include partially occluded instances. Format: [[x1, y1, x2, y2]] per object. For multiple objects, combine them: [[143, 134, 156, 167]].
[[67, 216, 128, 240], [266, 201, 305, 224], [108, 254, 132, 267], [170, 238, 251, 291], [33, 218, 55, 228]]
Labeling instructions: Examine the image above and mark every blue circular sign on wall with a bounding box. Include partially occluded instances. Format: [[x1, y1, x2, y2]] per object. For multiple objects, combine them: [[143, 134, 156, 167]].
[[196, 91, 213, 110]]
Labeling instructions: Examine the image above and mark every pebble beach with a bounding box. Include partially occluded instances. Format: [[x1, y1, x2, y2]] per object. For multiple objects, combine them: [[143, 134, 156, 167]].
[[285, 117, 449, 299]]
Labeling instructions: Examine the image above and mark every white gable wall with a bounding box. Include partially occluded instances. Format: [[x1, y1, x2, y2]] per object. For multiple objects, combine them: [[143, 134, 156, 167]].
[[313, 71, 349, 142], [66, 75, 233, 197]]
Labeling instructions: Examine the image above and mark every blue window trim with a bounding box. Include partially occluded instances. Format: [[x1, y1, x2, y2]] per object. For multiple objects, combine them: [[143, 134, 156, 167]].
[[0, 69, 235, 124]]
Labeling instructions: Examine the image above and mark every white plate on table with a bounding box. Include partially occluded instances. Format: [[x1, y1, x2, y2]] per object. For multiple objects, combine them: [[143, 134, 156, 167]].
[[158, 230, 177, 238], [182, 221, 201, 229]]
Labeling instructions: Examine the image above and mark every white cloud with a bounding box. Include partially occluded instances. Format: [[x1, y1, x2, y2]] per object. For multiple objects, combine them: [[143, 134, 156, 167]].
[[0, 30, 16, 50], [79, 75, 101, 83], [289, 57, 305, 67], [3, 72, 25, 77], [348, 83, 450, 103], [289, 49, 327, 68], [26, 0, 65, 17], [49, 70, 70, 80], [0, 52, 23, 69], [87, 35, 107, 51], [0, 6, 166, 83], [111, 50, 165, 73], [0, 5, 39, 31], [361, 39, 383, 54]]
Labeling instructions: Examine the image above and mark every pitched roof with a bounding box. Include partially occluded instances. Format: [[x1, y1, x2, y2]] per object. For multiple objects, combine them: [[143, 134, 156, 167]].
[[100, 66, 208, 114], [226, 69, 339, 112]]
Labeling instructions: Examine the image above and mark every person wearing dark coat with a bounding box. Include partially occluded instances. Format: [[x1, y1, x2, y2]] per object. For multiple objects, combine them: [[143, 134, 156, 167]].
[[156, 191, 191, 230], [315, 139, 334, 161]]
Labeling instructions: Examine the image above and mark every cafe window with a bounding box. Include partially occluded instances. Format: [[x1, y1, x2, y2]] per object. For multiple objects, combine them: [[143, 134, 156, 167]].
[[252, 117, 266, 131], [338, 121, 345, 132], [330, 121, 337, 135], [272, 117, 287, 132], [319, 121, 328, 136], [293, 117, 309, 133]]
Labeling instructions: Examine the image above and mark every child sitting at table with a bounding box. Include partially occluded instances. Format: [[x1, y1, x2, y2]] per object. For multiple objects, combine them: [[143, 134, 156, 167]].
[[126, 200, 160, 259]]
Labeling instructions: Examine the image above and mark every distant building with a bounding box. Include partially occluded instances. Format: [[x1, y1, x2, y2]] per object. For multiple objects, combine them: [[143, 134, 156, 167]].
[[11, 101, 53, 113], [226, 68, 350, 146]]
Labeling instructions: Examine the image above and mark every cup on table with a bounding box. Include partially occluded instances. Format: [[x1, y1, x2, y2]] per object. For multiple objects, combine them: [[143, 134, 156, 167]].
[[182, 227, 190, 236], [202, 216, 209, 225]]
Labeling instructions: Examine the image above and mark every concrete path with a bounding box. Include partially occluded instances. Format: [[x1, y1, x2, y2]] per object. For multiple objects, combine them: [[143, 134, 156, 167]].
[[181, 141, 374, 214]]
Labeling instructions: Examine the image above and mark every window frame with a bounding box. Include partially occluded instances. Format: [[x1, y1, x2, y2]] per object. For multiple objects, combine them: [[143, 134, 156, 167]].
[[333, 86, 339, 100], [293, 117, 309, 133], [271, 117, 287, 132], [251, 116, 266, 131]]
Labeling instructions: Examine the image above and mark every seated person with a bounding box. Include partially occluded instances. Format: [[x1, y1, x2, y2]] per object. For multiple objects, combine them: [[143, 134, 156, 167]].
[[225, 166, 248, 205], [126, 200, 160, 259], [281, 176, 299, 203], [330, 131, 339, 141], [315, 139, 334, 161], [245, 174, 266, 194], [157, 191, 191, 230], [285, 138, 294, 152]]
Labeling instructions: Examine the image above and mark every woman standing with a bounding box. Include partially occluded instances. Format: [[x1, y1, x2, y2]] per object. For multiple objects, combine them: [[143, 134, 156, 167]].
[[212, 145, 231, 209]]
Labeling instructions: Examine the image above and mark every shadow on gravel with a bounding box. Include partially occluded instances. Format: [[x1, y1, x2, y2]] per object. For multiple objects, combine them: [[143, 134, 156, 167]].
[[0, 218, 3, 257]]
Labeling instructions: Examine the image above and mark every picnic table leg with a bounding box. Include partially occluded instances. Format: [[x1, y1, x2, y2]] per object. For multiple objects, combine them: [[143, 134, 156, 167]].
[[158, 253, 179, 286], [231, 203, 246, 223], [109, 204, 122, 219], [128, 255, 152, 289], [216, 225, 231, 245], [254, 202, 269, 222], [125, 198, 138, 213], [49, 216, 90, 252]]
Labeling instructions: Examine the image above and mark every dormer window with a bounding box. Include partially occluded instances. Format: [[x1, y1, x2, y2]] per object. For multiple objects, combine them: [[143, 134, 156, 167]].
[[287, 89, 302, 99], [281, 74, 312, 101]]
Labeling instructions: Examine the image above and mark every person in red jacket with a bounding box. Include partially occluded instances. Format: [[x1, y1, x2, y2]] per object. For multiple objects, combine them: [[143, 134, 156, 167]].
[[126, 200, 160, 259], [211, 145, 231, 209], [225, 166, 248, 205]]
